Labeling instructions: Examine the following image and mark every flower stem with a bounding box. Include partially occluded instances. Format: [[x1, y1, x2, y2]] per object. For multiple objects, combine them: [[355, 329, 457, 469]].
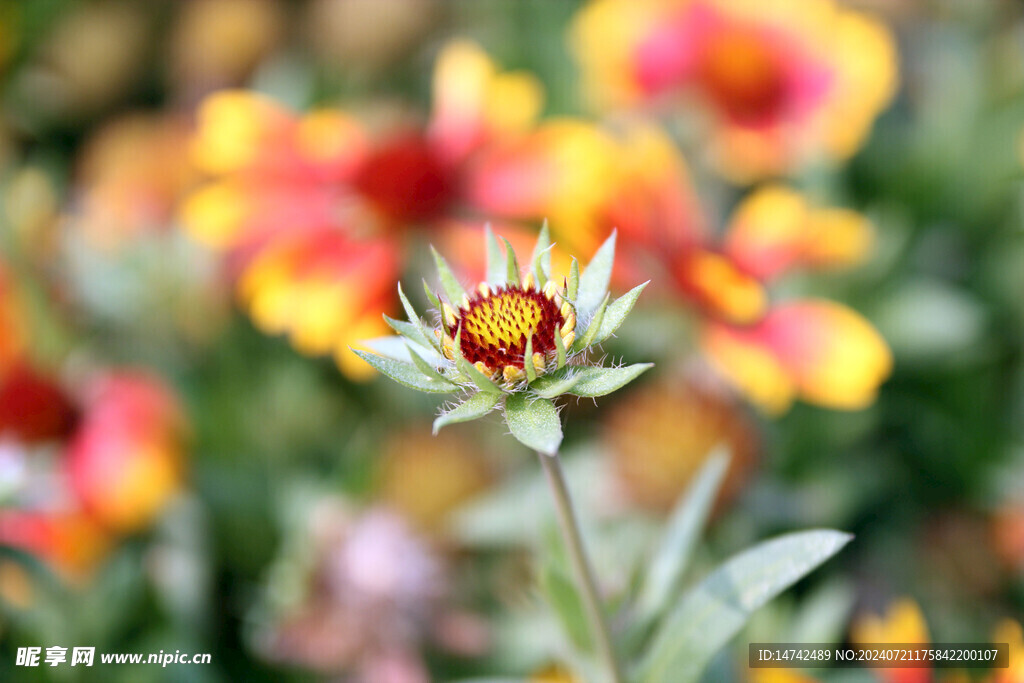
[[538, 451, 625, 683]]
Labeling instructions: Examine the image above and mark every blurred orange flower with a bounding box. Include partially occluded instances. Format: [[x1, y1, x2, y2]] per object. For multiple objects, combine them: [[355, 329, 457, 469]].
[[602, 372, 758, 513], [181, 40, 543, 379], [569, 0, 898, 181], [0, 261, 27, 376], [376, 425, 492, 533], [473, 121, 890, 412], [67, 113, 197, 249]]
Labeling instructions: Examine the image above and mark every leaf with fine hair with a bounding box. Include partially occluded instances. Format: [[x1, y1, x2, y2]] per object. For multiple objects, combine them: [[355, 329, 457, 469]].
[[397, 282, 436, 350], [504, 393, 562, 455], [576, 293, 609, 350], [484, 224, 505, 286], [638, 530, 854, 683], [566, 364, 653, 397], [352, 350, 457, 393], [530, 368, 582, 399], [593, 282, 649, 346], [431, 245, 467, 303], [433, 391, 503, 434], [531, 220, 552, 282], [502, 237, 521, 286], [576, 231, 616, 320]]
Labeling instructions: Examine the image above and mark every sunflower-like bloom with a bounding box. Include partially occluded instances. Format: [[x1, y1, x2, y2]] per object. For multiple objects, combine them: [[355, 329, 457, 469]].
[[181, 40, 543, 379], [569, 0, 898, 181], [469, 121, 891, 412], [354, 226, 651, 454]]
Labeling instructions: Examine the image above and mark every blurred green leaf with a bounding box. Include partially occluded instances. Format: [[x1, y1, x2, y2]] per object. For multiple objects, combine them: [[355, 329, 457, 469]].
[[636, 449, 730, 624], [540, 562, 592, 653], [637, 530, 853, 683]]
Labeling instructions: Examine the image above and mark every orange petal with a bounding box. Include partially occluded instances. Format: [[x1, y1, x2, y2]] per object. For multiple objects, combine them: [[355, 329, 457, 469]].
[[702, 300, 892, 412]]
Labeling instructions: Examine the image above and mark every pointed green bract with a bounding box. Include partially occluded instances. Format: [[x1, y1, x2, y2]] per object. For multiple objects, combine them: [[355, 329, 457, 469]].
[[532, 244, 555, 288], [457, 357, 503, 393], [422, 279, 441, 310], [352, 349, 457, 393], [433, 391, 503, 434], [638, 530, 853, 683], [554, 324, 567, 369], [568, 257, 580, 302], [431, 245, 467, 303], [484, 224, 505, 286], [397, 282, 436, 350], [405, 342, 453, 386], [504, 394, 562, 454], [576, 293, 609, 351], [566, 364, 652, 397], [576, 231, 616, 319], [531, 221, 552, 283], [524, 335, 537, 382], [530, 369, 582, 399], [594, 281, 648, 346], [501, 237, 520, 286]]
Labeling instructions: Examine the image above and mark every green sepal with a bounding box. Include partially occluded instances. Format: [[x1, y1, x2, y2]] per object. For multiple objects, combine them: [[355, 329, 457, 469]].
[[404, 342, 453, 386], [567, 257, 580, 302], [530, 220, 552, 285], [352, 349, 457, 394], [433, 391, 503, 434], [452, 324, 502, 393], [484, 224, 505, 286], [554, 324, 567, 369], [576, 293, 609, 351], [431, 245, 467, 303], [564, 363, 653, 397], [422, 279, 441, 310], [502, 237, 520, 286], [397, 282, 437, 350], [593, 281, 648, 346], [576, 230, 615, 320], [529, 369, 581, 399], [504, 393, 563, 455], [523, 335, 537, 382]]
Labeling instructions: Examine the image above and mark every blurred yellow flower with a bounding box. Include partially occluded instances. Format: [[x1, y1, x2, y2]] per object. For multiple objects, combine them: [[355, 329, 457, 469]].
[[376, 426, 492, 532], [603, 373, 758, 513]]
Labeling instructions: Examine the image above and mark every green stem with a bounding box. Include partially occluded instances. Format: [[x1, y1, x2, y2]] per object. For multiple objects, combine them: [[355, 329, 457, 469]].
[[538, 451, 625, 683]]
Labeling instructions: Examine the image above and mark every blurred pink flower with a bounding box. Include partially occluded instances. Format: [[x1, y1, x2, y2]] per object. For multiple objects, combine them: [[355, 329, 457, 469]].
[[258, 500, 485, 682]]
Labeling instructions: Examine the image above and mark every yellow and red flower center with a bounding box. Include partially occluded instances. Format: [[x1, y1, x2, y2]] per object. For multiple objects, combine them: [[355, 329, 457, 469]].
[[696, 30, 787, 126], [352, 133, 455, 225], [454, 285, 565, 373]]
